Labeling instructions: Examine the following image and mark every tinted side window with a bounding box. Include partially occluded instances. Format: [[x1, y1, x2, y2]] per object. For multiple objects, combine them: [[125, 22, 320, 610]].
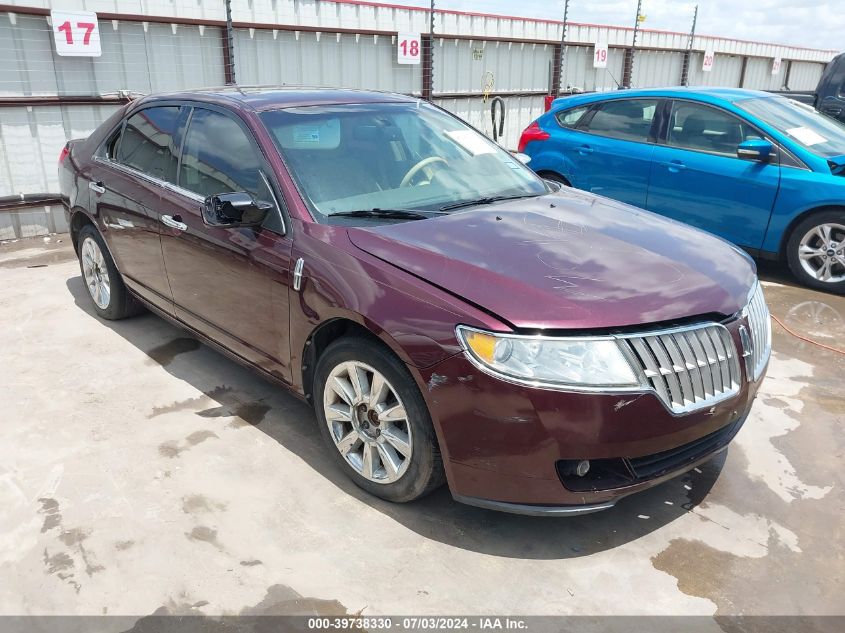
[[667, 102, 758, 156], [179, 108, 262, 198], [116, 106, 181, 182], [584, 99, 659, 142], [555, 106, 589, 128]]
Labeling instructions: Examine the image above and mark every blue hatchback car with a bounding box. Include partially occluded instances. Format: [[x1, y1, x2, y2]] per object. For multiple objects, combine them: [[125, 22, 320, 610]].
[[520, 88, 845, 293]]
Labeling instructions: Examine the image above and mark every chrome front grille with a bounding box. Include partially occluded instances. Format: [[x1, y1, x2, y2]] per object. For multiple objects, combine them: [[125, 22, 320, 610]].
[[743, 283, 771, 381], [623, 324, 741, 414]]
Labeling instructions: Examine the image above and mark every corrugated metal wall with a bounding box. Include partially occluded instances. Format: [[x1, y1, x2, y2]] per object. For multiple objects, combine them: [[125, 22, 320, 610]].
[[562, 45, 626, 92], [435, 39, 552, 94], [0, 0, 838, 240], [234, 29, 421, 94]]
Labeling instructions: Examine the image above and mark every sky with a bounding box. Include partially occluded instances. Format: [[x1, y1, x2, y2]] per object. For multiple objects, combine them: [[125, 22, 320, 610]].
[[390, 1, 842, 51]]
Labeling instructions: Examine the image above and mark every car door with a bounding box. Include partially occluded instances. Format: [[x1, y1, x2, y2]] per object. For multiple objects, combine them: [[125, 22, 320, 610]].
[[565, 98, 661, 208], [646, 100, 780, 250], [86, 105, 185, 312], [157, 105, 294, 382]]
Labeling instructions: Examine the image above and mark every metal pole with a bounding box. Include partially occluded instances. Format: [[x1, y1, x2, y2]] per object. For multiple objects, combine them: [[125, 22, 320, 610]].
[[622, 0, 642, 88], [224, 0, 236, 85], [558, 0, 569, 93], [680, 4, 698, 86], [427, 0, 435, 100]]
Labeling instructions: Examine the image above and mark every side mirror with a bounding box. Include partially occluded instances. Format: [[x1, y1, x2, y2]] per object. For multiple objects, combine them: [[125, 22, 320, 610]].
[[737, 139, 775, 162], [512, 152, 532, 165], [203, 192, 271, 227]]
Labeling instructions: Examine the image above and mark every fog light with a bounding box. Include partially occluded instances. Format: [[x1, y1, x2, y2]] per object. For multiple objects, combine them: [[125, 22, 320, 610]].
[[576, 460, 590, 477]]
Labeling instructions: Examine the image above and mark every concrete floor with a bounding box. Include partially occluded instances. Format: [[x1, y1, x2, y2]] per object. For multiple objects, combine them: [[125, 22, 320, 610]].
[[0, 236, 843, 618]]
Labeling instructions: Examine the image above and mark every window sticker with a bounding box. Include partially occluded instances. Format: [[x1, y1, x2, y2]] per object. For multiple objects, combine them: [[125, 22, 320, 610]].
[[294, 126, 320, 144], [786, 126, 828, 146], [446, 129, 496, 156]]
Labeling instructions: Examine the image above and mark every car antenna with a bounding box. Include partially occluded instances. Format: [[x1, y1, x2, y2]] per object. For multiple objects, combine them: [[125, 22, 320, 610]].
[[605, 68, 622, 89]]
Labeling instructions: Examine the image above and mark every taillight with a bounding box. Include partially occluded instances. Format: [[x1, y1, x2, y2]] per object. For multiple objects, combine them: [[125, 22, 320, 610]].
[[58, 143, 70, 164], [517, 122, 550, 153]]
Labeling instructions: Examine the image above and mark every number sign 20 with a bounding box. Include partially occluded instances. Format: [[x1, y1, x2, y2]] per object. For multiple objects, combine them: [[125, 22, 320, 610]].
[[51, 10, 101, 57]]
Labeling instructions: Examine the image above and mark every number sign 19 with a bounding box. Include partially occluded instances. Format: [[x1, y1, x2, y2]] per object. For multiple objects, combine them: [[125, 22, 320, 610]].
[[397, 33, 421, 65], [51, 10, 101, 57], [593, 43, 609, 69], [702, 49, 715, 73]]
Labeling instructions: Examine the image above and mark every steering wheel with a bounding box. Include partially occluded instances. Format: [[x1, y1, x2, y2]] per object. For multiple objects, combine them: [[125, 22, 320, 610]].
[[400, 156, 449, 187]]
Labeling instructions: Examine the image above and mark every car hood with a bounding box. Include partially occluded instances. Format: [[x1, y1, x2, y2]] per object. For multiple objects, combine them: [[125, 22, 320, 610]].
[[346, 189, 757, 330]]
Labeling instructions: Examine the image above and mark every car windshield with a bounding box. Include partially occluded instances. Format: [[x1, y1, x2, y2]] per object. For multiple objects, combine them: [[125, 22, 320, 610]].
[[737, 96, 845, 158], [260, 101, 546, 222]]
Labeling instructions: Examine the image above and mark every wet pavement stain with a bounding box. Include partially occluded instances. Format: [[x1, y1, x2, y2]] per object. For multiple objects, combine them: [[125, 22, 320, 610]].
[[181, 495, 227, 514], [652, 539, 738, 611], [149, 386, 232, 419], [239, 559, 263, 567], [159, 430, 219, 458], [145, 337, 201, 366], [37, 498, 61, 533], [125, 585, 352, 629], [185, 526, 224, 550], [115, 540, 135, 551]]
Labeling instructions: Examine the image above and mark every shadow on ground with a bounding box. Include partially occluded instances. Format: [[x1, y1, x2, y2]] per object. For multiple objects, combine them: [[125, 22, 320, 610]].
[[66, 274, 724, 561]]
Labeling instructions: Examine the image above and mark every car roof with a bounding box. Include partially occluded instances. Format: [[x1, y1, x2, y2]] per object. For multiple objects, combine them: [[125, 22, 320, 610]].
[[134, 85, 419, 112], [556, 86, 778, 107]]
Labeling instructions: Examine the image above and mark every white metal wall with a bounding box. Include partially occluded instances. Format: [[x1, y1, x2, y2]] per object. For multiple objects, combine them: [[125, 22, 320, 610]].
[[561, 45, 625, 92], [631, 50, 685, 88], [0, 104, 119, 194], [743, 57, 784, 91], [789, 61, 826, 91], [687, 53, 744, 87], [434, 38, 552, 94], [0, 13, 224, 97], [234, 29, 420, 94]]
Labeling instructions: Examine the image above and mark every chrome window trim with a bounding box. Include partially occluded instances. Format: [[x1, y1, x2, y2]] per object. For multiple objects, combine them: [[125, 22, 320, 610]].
[[95, 156, 205, 202], [456, 319, 744, 417]]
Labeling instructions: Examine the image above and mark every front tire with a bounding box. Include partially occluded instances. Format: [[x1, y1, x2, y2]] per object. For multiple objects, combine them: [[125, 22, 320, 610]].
[[314, 337, 445, 503], [786, 211, 845, 293], [77, 224, 143, 319]]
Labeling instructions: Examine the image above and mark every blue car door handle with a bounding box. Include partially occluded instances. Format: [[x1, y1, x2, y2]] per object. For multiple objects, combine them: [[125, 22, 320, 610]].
[[577, 145, 594, 155], [659, 160, 686, 173]]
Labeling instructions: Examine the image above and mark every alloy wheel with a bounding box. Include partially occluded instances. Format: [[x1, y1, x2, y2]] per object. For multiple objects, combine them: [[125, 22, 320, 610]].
[[323, 361, 413, 484], [81, 236, 111, 309], [797, 223, 845, 283]]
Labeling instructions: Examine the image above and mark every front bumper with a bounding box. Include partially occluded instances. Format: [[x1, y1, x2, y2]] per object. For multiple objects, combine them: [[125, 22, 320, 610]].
[[417, 341, 764, 514]]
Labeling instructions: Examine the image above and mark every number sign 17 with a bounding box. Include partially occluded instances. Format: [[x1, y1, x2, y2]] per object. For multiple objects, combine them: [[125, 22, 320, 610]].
[[51, 10, 101, 57], [397, 33, 421, 65]]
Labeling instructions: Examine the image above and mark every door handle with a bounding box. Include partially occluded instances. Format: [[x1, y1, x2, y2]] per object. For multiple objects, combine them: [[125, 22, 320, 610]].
[[659, 160, 687, 172], [161, 214, 188, 231], [577, 145, 594, 155], [88, 181, 105, 194]]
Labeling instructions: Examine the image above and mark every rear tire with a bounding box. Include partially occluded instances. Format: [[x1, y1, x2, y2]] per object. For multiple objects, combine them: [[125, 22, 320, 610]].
[[785, 210, 845, 294], [77, 224, 143, 319], [314, 336, 445, 503]]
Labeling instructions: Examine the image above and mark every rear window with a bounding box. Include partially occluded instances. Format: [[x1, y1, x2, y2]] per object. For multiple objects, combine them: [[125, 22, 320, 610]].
[[555, 106, 589, 129], [583, 99, 659, 143], [116, 106, 181, 182]]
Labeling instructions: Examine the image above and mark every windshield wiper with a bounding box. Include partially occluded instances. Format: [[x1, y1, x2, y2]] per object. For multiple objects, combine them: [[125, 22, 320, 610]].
[[327, 208, 434, 220], [438, 193, 540, 212]]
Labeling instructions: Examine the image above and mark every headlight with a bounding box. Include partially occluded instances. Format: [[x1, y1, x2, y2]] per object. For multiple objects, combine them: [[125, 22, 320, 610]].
[[456, 326, 642, 389]]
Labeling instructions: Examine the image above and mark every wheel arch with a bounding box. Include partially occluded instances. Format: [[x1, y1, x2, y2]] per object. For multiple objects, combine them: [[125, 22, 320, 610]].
[[300, 316, 412, 405], [535, 170, 572, 186], [69, 209, 97, 253], [778, 205, 845, 259]]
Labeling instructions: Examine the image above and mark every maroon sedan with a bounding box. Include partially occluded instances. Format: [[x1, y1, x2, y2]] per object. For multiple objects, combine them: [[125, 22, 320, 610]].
[[59, 87, 771, 515]]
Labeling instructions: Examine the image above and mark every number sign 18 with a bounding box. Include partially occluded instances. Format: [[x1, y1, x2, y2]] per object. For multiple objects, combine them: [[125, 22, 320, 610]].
[[397, 33, 421, 65], [51, 10, 101, 57]]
